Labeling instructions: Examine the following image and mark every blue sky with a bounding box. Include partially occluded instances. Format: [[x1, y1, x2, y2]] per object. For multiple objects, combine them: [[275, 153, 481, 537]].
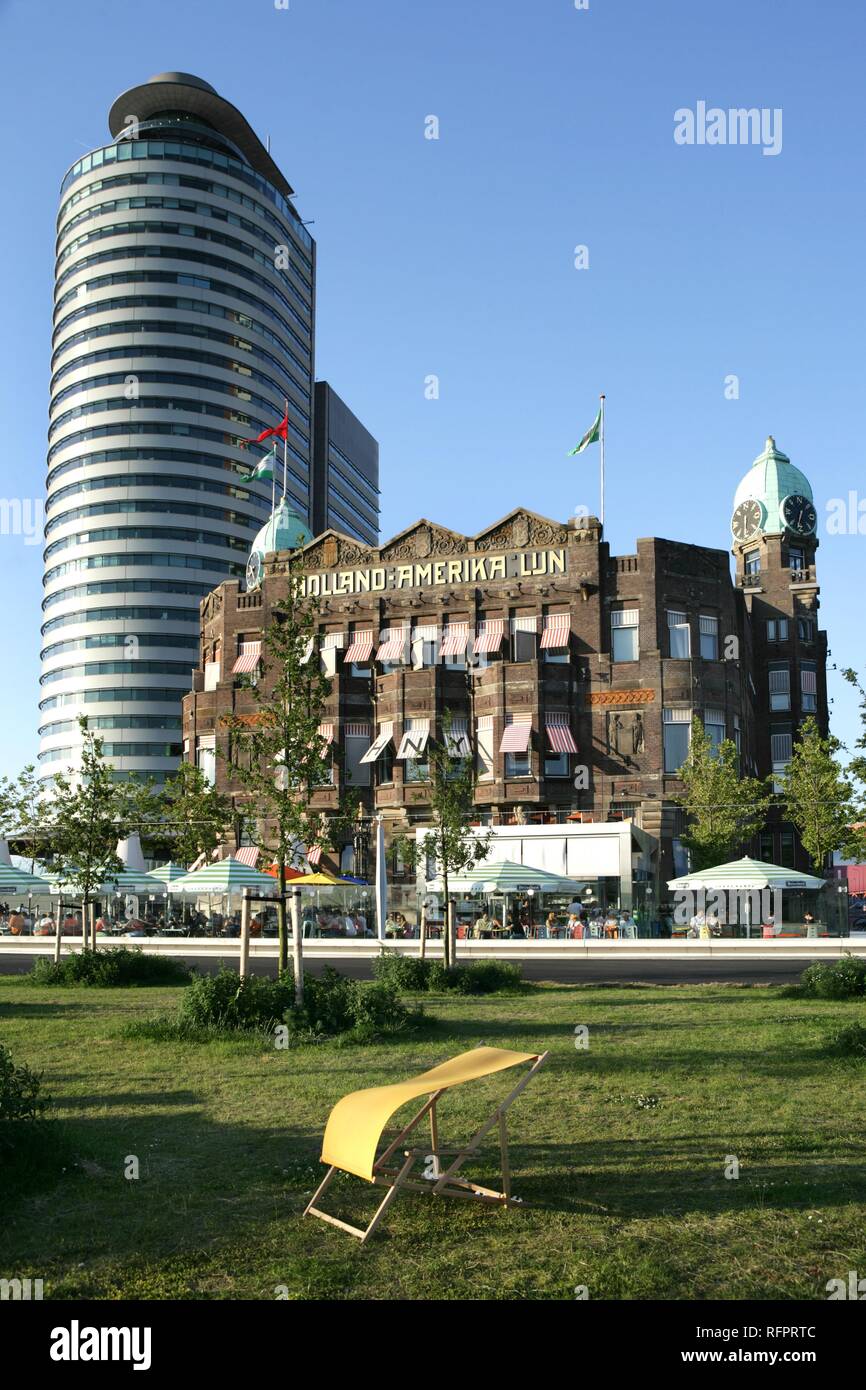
[[0, 0, 862, 779]]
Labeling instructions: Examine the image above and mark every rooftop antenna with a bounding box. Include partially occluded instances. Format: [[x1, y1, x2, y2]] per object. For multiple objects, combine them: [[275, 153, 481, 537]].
[[266, 134, 271, 153]]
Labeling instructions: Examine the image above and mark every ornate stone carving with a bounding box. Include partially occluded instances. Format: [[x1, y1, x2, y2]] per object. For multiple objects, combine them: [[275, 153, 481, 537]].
[[589, 689, 655, 707], [475, 510, 570, 551]]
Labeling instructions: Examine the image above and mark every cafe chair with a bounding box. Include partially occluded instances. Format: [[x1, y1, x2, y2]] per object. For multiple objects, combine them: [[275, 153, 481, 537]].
[[304, 1045, 549, 1244]]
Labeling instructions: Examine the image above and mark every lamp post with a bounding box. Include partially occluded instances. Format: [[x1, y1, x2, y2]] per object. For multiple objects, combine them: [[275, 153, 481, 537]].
[[353, 807, 371, 882]]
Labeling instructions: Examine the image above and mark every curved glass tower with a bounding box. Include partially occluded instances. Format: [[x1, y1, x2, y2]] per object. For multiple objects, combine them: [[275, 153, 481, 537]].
[[39, 73, 316, 782]]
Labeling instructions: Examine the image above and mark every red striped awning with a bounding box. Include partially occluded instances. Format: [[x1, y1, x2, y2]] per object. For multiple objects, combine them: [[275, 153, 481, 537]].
[[344, 631, 374, 663], [540, 614, 571, 649], [545, 715, 578, 753], [317, 722, 335, 745], [499, 717, 532, 753], [235, 846, 260, 867], [307, 845, 322, 866], [440, 623, 470, 657], [474, 620, 504, 655], [847, 865, 866, 894], [232, 640, 262, 673], [376, 630, 406, 662]]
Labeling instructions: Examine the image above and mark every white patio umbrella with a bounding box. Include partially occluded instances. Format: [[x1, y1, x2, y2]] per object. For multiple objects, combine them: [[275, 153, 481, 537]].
[[667, 856, 826, 936]]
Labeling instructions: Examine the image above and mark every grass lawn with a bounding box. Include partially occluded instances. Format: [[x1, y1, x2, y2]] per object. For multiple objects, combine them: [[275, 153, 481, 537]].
[[2, 975, 865, 1300]]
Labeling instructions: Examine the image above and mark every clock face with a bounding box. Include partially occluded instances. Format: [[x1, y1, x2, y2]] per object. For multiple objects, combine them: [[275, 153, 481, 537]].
[[780, 494, 817, 535], [246, 549, 263, 590], [731, 498, 764, 542]]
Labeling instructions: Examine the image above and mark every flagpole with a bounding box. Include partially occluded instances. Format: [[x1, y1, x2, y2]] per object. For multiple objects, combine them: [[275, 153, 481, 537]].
[[599, 393, 606, 531], [282, 396, 288, 503], [270, 443, 276, 513]]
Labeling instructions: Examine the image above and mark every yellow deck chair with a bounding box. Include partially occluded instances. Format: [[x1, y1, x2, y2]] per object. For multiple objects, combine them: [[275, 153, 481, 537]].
[[304, 1045, 549, 1242]]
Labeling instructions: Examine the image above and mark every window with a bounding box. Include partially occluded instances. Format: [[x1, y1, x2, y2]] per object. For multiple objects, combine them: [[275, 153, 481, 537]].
[[411, 622, 438, 669], [476, 715, 494, 780], [699, 615, 719, 661], [398, 717, 431, 782], [788, 546, 806, 572], [441, 622, 470, 670], [800, 662, 817, 712], [540, 613, 570, 664], [377, 626, 408, 672], [779, 829, 796, 868], [667, 610, 691, 659], [797, 614, 816, 641], [767, 618, 789, 642], [345, 626, 373, 677], [744, 550, 760, 578], [769, 664, 791, 711], [343, 722, 371, 788], [703, 707, 726, 754], [734, 714, 741, 757], [320, 631, 344, 678], [610, 801, 639, 823], [759, 832, 774, 863], [771, 726, 793, 791], [611, 608, 639, 662], [663, 708, 691, 773], [501, 713, 532, 779], [377, 740, 394, 785], [195, 733, 215, 787], [511, 616, 537, 663]]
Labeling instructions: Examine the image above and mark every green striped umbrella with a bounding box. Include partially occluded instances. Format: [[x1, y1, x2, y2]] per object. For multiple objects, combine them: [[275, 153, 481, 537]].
[[172, 857, 279, 896], [148, 863, 189, 884], [426, 858, 582, 894], [0, 863, 52, 894], [667, 856, 825, 891]]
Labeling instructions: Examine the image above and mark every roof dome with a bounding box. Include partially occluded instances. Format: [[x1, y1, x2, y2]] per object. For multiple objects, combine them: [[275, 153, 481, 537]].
[[732, 437, 813, 532], [246, 500, 310, 591]]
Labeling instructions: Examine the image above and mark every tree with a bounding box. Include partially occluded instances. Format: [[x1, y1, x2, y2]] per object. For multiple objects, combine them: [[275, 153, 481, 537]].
[[0, 765, 42, 865], [781, 715, 864, 870], [37, 718, 123, 950], [221, 561, 344, 995], [407, 711, 492, 968], [150, 762, 233, 869], [675, 718, 773, 872], [842, 668, 866, 840]]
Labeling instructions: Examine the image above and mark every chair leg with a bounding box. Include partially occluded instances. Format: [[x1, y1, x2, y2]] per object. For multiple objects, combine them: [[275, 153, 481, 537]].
[[361, 1152, 415, 1243], [304, 1164, 337, 1217]]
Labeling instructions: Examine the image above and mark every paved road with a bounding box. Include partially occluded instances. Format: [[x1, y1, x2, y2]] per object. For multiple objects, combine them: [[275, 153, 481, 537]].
[[0, 951, 812, 985]]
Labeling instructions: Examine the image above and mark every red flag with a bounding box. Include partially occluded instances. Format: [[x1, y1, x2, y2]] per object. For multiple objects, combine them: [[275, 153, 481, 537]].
[[238, 413, 288, 448]]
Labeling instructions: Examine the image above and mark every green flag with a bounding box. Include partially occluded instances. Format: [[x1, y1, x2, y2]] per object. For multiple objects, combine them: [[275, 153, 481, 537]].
[[245, 444, 277, 481], [567, 406, 601, 457]]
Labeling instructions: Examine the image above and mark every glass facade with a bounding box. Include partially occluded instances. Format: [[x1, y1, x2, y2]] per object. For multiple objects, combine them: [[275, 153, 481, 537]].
[[41, 93, 316, 781]]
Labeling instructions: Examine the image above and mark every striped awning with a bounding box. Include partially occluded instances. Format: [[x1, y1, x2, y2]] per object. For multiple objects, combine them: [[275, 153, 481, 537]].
[[474, 619, 504, 655], [444, 716, 471, 757], [397, 719, 430, 760], [540, 614, 570, 649], [344, 631, 374, 663], [440, 622, 470, 657], [307, 845, 323, 866], [234, 846, 260, 868], [360, 722, 394, 764], [317, 721, 335, 745], [377, 629, 406, 662], [500, 714, 532, 753], [545, 713, 578, 753], [232, 640, 261, 673]]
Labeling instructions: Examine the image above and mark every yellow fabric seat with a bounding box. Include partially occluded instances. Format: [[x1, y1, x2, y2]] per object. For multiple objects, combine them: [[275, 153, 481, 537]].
[[305, 1044, 548, 1243]]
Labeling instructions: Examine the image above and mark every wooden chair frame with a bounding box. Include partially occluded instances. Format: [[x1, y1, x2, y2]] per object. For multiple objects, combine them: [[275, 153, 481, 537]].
[[304, 1050, 549, 1243]]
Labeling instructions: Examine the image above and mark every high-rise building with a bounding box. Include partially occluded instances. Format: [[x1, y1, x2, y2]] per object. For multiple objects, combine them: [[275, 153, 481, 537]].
[[313, 382, 380, 546], [39, 72, 377, 783]]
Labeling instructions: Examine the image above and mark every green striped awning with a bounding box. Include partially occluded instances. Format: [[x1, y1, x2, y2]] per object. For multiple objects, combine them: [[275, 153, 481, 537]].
[[172, 857, 279, 895], [0, 863, 52, 893], [148, 862, 190, 884], [667, 856, 825, 891]]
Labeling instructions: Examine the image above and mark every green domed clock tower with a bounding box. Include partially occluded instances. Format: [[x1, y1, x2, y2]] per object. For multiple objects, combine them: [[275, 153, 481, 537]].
[[245, 498, 311, 592], [731, 437, 828, 870]]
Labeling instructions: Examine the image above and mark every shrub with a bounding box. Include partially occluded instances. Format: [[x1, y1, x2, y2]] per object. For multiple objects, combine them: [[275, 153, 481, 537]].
[[825, 1023, 866, 1057], [0, 1044, 48, 1123], [178, 966, 292, 1032], [800, 955, 866, 1000], [292, 966, 418, 1042], [374, 951, 523, 996], [31, 948, 191, 989]]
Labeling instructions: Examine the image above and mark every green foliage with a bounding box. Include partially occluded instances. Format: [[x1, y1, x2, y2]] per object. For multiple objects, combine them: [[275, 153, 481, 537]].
[[372, 950, 523, 995], [0, 764, 41, 843], [178, 967, 293, 1032], [675, 719, 772, 871], [0, 1044, 48, 1123], [35, 718, 124, 909], [799, 954, 866, 1000], [292, 967, 416, 1042], [31, 948, 192, 988], [824, 1022, 866, 1057], [780, 717, 860, 871]]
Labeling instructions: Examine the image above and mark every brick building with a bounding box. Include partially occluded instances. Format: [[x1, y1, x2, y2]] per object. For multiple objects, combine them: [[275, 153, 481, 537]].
[[182, 437, 827, 912]]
